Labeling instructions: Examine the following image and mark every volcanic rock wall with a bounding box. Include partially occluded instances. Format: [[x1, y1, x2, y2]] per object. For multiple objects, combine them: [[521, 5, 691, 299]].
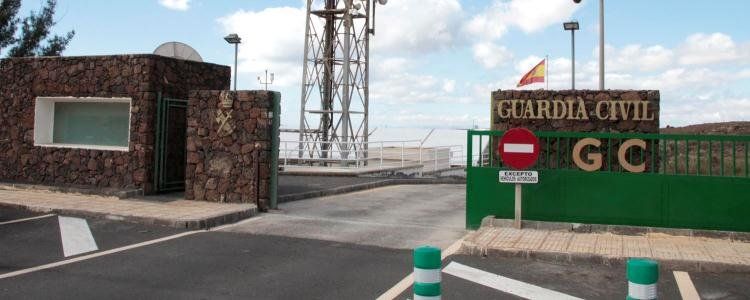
[[0, 55, 229, 193], [184, 91, 275, 209]]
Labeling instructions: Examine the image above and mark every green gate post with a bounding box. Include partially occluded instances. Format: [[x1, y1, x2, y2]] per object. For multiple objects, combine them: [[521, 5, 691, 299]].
[[269, 92, 281, 210], [413, 246, 441, 300], [626, 258, 658, 300]]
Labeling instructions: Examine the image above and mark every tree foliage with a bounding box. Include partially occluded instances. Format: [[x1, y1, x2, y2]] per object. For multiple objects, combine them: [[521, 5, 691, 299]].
[[0, 0, 20, 50], [0, 0, 75, 57]]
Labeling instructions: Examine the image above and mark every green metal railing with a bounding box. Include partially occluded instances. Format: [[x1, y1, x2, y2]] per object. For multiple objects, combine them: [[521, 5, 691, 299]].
[[468, 130, 750, 178]]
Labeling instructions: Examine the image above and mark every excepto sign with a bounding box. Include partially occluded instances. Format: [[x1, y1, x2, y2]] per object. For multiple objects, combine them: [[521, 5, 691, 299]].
[[498, 128, 540, 170], [499, 170, 539, 184]]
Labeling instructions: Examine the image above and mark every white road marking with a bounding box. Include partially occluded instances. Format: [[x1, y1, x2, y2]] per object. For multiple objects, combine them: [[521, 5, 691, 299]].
[[674, 271, 700, 300], [210, 216, 265, 231], [375, 238, 464, 300], [504, 143, 535, 153], [0, 214, 56, 226], [442, 262, 583, 300], [0, 230, 201, 280], [58, 216, 99, 257]]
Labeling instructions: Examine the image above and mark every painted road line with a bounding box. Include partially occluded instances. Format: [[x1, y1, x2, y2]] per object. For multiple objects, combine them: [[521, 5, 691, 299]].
[[674, 271, 700, 300], [0, 230, 201, 280], [58, 216, 99, 257], [376, 238, 463, 300], [0, 214, 55, 226], [210, 216, 264, 231], [442, 262, 583, 300], [504, 143, 534, 153]]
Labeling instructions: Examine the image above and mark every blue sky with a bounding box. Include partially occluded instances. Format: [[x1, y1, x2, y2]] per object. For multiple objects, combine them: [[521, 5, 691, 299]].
[[11, 0, 750, 129]]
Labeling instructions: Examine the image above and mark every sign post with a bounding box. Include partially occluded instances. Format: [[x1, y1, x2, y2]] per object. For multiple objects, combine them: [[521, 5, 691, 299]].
[[498, 128, 540, 229]]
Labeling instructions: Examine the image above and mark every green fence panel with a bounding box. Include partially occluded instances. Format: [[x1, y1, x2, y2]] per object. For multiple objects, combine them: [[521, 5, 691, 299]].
[[466, 130, 750, 232]]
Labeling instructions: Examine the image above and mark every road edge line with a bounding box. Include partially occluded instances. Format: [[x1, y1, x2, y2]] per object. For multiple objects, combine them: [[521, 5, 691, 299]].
[[0, 230, 201, 280], [0, 214, 56, 226], [375, 238, 464, 300]]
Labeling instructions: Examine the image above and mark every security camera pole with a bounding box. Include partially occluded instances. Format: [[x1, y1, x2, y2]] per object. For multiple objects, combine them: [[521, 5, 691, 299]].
[[572, 0, 604, 90]]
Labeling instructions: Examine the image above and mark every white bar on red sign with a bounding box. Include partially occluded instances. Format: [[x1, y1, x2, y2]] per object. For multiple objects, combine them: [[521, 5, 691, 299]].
[[503, 143, 534, 153]]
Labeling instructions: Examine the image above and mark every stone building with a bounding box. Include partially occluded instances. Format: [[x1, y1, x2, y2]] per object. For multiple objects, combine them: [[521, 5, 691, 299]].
[[0, 55, 255, 199]]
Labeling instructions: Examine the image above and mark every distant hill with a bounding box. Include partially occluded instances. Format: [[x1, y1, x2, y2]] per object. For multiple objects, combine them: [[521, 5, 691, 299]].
[[661, 122, 750, 135]]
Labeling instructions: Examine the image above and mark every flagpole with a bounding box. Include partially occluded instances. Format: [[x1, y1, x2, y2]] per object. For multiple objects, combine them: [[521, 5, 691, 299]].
[[545, 55, 549, 90]]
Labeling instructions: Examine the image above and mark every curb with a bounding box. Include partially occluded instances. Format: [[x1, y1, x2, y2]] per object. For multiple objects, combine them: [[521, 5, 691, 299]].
[[280, 164, 424, 177], [278, 178, 466, 202], [484, 217, 750, 242], [0, 202, 257, 230], [0, 182, 143, 199], [459, 236, 750, 273]]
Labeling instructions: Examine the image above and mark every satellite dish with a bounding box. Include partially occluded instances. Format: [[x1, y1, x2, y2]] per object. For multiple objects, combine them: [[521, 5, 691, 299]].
[[153, 42, 203, 62]]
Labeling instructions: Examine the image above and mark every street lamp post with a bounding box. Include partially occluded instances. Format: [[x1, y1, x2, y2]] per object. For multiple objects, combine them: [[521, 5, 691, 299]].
[[224, 33, 241, 91], [572, 0, 604, 90], [563, 21, 579, 91], [598, 0, 604, 90], [257, 70, 275, 91]]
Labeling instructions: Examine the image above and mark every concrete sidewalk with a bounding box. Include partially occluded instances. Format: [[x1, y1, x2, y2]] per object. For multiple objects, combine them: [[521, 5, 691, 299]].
[[0, 188, 256, 229], [462, 225, 750, 272]]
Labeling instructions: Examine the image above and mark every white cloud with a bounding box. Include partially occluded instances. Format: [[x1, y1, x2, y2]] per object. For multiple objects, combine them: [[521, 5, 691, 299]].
[[464, 0, 580, 68], [602, 44, 674, 72], [373, 0, 463, 54], [443, 79, 456, 93], [465, 0, 581, 39], [158, 0, 190, 11], [370, 72, 470, 104], [373, 110, 489, 129], [679, 32, 750, 65], [472, 41, 513, 69], [662, 96, 750, 126], [218, 7, 306, 87]]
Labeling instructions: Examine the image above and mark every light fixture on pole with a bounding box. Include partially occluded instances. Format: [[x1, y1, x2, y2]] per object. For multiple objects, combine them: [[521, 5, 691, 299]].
[[224, 33, 241, 91], [257, 70, 274, 91], [563, 20, 579, 91]]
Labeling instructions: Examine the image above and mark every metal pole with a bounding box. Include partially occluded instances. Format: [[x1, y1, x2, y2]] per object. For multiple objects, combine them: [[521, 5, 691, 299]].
[[298, 0, 313, 159], [571, 29, 576, 91], [599, 0, 604, 91], [514, 183, 522, 229], [233, 43, 238, 91]]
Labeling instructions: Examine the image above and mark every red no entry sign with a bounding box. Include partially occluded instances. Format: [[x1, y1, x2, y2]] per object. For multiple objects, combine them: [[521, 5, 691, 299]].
[[498, 128, 540, 170]]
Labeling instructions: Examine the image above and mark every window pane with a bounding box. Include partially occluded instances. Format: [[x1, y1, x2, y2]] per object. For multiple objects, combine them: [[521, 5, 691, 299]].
[[53, 102, 130, 147]]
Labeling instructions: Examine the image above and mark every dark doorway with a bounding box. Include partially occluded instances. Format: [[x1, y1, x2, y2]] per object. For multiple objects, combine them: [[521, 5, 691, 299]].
[[153, 94, 188, 193]]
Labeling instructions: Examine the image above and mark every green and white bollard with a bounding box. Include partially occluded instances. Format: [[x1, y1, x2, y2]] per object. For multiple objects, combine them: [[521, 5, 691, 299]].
[[413, 246, 441, 300], [626, 258, 659, 300]]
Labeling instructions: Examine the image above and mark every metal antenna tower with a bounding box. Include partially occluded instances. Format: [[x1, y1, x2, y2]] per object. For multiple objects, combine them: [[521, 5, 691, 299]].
[[298, 0, 386, 165]]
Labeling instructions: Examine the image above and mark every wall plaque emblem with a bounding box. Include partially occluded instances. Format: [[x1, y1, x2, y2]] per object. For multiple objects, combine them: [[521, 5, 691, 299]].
[[215, 91, 237, 137]]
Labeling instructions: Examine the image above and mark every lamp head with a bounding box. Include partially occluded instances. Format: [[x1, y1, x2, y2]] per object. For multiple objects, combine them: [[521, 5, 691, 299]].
[[224, 33, 241, 44], [563, 21, 580, 30]]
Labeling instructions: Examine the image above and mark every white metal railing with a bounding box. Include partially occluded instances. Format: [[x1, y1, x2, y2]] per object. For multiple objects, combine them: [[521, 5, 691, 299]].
[[279, 140, 465, 172]]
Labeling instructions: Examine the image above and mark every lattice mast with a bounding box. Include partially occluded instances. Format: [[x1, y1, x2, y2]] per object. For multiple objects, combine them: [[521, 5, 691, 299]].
[[298, 0, 382, 164]]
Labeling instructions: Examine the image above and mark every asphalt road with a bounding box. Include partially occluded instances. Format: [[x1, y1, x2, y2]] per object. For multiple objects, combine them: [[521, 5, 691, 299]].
[[1, 208, 184, 274], [278, 175, 387, 197], [397, 255, 750, 299], [3, 205, 750, 300]]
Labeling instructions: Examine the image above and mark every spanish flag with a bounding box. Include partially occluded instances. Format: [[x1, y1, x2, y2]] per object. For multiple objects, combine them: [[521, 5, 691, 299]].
[[517, 58, 546, 88]]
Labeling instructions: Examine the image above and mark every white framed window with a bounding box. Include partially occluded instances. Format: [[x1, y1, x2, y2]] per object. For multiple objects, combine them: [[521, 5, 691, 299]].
[[34, 97, 132, 151]]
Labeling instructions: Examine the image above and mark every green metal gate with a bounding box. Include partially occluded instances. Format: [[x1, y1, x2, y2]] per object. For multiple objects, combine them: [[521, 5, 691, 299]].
[[466, 130, 750, 231], [153, 93, 188, 193]]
